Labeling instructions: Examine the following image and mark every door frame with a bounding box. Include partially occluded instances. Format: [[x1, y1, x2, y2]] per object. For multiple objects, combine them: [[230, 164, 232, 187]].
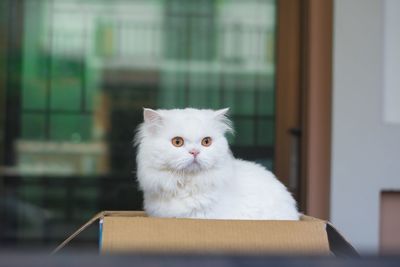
[[0, 0, 24, 166], [275, 0, 333, 220]]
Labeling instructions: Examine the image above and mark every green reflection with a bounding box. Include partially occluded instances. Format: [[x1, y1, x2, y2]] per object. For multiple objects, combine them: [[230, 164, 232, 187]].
[[20, 0, 277, 173], [10, 0, 278, 248]]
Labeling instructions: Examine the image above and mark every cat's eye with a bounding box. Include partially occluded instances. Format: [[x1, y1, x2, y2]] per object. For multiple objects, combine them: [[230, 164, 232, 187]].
[[171, 137, 184, 147], [201, 137, 212, 147]]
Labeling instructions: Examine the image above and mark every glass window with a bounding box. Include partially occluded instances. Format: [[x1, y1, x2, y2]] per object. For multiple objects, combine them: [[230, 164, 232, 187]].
[[0, 0, 277, 249]]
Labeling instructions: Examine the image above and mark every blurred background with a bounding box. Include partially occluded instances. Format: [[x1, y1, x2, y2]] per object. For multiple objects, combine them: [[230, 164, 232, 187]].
[[0, 0, 277, 251], [0, 0, 399, 256]]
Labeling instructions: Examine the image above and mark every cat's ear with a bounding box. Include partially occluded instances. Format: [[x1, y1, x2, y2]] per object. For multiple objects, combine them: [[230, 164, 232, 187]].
[[214, 108, 230, 118], [135, 108, 162, 145], [214, 108, 234, 134], [143, 108, 163, 135], [143, 108, 162, 124]]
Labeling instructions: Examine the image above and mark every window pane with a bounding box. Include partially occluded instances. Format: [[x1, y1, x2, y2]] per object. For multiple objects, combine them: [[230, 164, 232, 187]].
[[1, 0, 277, 249]]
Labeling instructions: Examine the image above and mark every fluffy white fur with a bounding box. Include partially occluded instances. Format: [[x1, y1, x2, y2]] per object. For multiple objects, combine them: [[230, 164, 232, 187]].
[[135, 108, 299, 220]]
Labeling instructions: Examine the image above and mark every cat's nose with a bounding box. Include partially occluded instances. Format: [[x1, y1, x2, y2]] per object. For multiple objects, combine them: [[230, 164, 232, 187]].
[[189, 149, 200, 157]]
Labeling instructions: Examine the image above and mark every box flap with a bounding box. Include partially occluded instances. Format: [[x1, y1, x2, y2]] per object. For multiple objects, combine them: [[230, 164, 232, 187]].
[[326, 223, 359, 257], [100, 213, 330, 254]]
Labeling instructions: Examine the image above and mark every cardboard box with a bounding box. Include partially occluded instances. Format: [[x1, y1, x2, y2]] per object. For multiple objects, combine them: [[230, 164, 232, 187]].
[[53, 211, 357, 257]]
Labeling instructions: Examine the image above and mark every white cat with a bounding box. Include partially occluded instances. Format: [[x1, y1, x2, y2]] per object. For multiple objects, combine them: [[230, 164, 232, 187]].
[[135, 108, 299, 220]]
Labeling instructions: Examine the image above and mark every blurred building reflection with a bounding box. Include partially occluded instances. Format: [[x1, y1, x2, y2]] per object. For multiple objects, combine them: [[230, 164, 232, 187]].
[[0, 0, 277, 249]]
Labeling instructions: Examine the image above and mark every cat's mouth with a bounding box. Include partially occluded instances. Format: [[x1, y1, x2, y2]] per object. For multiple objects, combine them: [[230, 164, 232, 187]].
[[189, 158, 200, 166], [169, 157, 207, 173], [184, 158, 202, 171]]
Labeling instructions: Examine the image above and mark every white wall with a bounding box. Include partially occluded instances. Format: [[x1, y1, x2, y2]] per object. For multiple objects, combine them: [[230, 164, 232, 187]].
[[383, 0, 400, 124], [331, 0, 400, 253]]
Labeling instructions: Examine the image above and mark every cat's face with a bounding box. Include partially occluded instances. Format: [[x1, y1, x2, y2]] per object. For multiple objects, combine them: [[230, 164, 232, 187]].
[[136, 108, 233, 173]]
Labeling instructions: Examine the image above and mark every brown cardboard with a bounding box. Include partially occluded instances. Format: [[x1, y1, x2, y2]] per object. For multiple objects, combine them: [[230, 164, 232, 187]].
[[53, 211, 358, 256], [101, 212, 328, 254]]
